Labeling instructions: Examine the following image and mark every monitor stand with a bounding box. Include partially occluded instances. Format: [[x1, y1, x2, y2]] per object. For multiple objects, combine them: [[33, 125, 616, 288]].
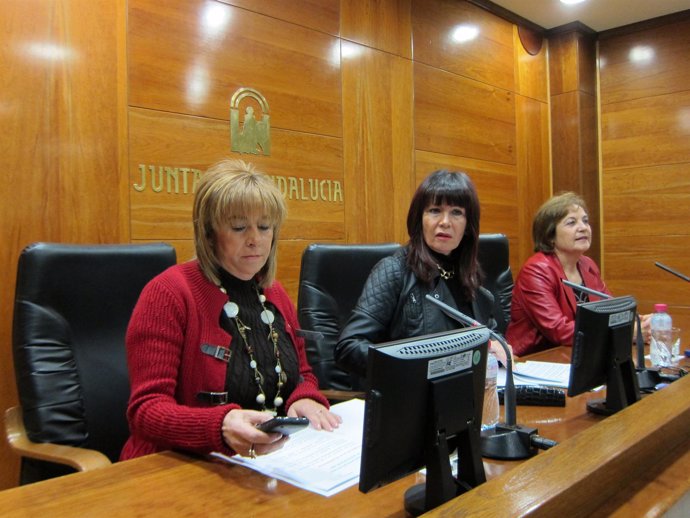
[[636, 368, 662, 392], [403, 373, 485, 516], [587, 344, 640, 416]]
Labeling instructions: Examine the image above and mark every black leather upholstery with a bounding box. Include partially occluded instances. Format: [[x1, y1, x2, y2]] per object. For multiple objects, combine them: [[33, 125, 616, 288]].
[[11, 242, 176, 484], [477, 233, 513, 335], [297, 236, 512, 392], [297, 243, 402, 392]]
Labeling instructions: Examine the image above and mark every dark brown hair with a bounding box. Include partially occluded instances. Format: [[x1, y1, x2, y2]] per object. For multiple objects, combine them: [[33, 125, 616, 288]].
[[406, 170, 481, 298]]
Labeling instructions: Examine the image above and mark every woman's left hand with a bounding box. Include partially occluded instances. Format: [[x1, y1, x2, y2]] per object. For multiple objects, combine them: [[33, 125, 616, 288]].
[[287, 399, 342, 431]]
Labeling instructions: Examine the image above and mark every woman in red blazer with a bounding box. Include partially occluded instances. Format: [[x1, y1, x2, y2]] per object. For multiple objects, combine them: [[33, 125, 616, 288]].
[[506, 192, 649, 356]]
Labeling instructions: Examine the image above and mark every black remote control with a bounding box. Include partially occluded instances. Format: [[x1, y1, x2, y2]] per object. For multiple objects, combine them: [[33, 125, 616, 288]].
[[498, 385, 566, 407]]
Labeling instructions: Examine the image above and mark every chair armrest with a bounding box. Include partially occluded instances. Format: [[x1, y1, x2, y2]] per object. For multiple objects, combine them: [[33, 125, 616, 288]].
[[5, 406, 112, 472], [321, 389, 366, 401]]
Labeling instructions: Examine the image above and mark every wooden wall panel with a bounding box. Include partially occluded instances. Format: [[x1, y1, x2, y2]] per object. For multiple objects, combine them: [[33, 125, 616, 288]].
[[549, 28, 600, 265], [0, 0, 124, 491], [600, 90, 690, 169], [128, 108, 344, 242], [515, 94, 551, 266], [601, 163, 690, 237], [341, 0, 412, 58], [550, 31, 595, 96], [414, 63, 516, 164], [514, 27, 551, 266], [600, 17, 690, 333], [341, 43, 415, 244], [599, 18, 690, 104], [412, 0, 515, 92], [129, 0, 342, 137], [224, 0, 340, 36], [550, 92, 581, 190], [515, 28, 548, 103]]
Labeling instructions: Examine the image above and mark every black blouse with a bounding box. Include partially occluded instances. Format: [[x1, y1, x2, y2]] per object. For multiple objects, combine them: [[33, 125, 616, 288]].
[[218, 269, 299, 414]]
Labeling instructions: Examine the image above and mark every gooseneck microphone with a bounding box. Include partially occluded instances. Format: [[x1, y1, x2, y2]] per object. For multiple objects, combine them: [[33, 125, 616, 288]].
[[561, 278, 610, 301], [562, 279, 658, 390], [655, 262, 690, 282], [425, 294, 557, 459]]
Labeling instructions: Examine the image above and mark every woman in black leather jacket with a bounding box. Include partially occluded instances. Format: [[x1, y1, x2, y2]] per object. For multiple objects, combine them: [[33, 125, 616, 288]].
[[335, 170, 505, 378]]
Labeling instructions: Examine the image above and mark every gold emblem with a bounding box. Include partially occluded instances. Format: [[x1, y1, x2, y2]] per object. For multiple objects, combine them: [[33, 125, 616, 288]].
[[230, 87, 271, 155]]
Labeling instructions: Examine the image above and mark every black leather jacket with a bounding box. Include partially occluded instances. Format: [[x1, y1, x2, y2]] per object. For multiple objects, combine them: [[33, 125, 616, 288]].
[[335, 247, 497, 378]]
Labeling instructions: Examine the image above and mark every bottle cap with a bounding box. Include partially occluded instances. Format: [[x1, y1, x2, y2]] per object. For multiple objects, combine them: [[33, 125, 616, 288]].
[[654, 303, 668, 312]]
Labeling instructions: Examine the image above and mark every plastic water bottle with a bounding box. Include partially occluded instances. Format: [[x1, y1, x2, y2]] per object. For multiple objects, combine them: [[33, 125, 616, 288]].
[[650, 303, 673, 367], [482, 351, 499, 431]]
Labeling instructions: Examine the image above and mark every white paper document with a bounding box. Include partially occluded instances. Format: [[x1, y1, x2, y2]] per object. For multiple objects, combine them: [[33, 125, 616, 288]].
[[211, 398, 365, 497], [498, 361, 571, 388]]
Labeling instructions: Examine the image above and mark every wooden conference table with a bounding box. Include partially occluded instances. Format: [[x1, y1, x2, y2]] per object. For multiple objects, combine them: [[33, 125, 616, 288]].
[[1, 348, 689, 517]]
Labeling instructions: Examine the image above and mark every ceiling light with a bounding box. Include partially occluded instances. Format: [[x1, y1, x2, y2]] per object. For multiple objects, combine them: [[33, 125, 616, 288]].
[[560, 0, 587, 5]]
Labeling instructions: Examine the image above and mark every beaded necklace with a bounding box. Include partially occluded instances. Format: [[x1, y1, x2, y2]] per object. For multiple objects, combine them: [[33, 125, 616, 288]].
[[220, 285, 286, 414]]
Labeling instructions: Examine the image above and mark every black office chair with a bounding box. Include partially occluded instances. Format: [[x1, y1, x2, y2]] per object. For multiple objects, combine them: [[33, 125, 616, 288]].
[[5, 242, 176, 484], [296, 236, 512, 393], [477, 233, 513, 335], [297, 243, 402, 394]]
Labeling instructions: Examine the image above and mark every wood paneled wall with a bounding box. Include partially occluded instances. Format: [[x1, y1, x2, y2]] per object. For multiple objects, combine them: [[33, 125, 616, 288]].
[[0, 0, 127, 490], [0, 0, 550, 489], [599, 15, 690, 336], [549, 26, 600, 265]]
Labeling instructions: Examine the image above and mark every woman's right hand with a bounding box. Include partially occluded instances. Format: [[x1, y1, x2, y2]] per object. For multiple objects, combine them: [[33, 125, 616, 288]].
[[489, 338, 513, 366], [221, 409, 288, 458]]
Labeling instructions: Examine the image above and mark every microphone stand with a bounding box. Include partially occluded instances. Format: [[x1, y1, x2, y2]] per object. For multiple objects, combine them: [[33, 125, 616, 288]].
[[655, 261, 690, 282], [562, 279, 660, 391], [425, 295, 556, 460]]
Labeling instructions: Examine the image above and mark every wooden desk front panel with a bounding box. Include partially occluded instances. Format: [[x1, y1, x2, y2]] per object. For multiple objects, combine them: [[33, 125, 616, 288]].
[[3, 348, 688, 517]]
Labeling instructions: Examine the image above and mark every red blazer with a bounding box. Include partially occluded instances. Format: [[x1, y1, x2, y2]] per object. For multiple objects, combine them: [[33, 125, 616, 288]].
[[506, 252, 611, 356]]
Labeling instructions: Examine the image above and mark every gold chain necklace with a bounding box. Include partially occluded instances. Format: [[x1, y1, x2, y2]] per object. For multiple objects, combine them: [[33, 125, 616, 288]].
[[437, 264, 455, 280], [221, 286, 286, 414]]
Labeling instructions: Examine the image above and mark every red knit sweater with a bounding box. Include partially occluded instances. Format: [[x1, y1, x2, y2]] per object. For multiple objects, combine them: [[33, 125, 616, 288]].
[[120, 260, 327, 460]]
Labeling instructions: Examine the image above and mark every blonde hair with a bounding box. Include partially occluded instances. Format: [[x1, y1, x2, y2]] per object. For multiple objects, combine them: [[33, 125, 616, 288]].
[[193, 159, 286, 287]]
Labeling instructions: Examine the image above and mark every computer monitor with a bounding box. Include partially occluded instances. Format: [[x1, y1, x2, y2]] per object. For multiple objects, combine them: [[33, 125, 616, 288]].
[[568, 295, 640, 415], [358, 326, 490, 516]]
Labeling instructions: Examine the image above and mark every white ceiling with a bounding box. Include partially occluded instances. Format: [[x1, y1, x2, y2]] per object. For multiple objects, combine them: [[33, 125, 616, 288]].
[[490, 0, 690, 32]]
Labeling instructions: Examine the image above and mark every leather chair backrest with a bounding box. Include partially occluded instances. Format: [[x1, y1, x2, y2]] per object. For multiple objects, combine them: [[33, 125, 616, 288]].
[[297, 243, 401, 391], [477, 233, 513, 335], [12, 242, 176, 482]]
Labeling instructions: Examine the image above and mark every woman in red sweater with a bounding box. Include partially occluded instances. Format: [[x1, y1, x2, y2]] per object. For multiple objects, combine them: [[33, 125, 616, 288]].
[[121, 159, 339, 461]]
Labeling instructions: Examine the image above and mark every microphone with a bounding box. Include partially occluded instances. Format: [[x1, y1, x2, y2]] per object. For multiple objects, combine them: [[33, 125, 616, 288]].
[[425, 294, 556, 459], [561, 279, 609, 300], [655, 262, 690, 282], [562, 279, 658, 391]]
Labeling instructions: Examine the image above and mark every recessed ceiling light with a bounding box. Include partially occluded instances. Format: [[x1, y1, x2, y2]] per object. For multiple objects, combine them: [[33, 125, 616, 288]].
[[561, 0, 587, 5]]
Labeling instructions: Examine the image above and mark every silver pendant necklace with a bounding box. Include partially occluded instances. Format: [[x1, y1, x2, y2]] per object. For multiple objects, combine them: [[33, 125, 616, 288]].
[[221, 286, 286, 413]]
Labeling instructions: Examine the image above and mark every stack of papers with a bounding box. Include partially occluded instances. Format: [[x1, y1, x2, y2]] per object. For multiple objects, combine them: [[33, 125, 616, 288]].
[[498, 361, 571, 388], [211, 398, 365, 497]]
